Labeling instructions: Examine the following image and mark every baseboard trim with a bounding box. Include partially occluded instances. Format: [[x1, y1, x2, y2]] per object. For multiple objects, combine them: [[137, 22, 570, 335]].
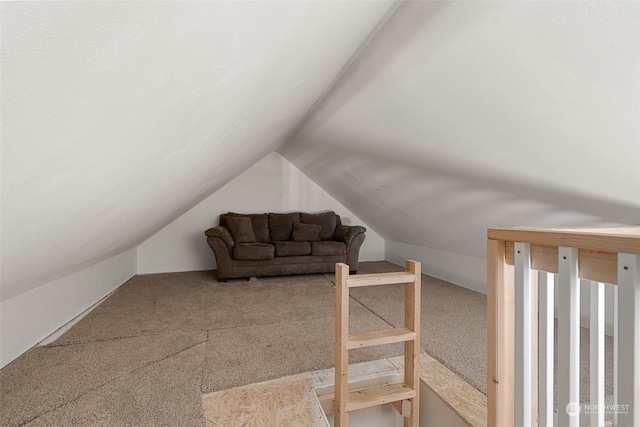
[[37, 290, 117, 346]]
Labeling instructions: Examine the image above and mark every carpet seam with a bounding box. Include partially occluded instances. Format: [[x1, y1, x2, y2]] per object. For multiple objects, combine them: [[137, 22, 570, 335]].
[[347, 294, 395, 329], [44, 330, 176, 347], [200, 330, 210, 395], [18, 339, 207, 426], [324, 269, 396, 329], [203, 312, 335, 333]]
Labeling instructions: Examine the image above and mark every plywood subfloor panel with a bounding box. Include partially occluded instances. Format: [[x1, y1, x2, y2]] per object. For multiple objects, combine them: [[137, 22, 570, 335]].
[[202, 374, 326, 427]]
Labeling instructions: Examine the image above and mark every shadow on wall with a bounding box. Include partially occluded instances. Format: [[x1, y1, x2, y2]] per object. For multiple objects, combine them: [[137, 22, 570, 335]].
[[280, 138, 638, 258]]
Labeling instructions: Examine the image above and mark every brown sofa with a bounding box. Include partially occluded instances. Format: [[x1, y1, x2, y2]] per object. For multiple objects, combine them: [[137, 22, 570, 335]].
[[205, 211, 366, 281]]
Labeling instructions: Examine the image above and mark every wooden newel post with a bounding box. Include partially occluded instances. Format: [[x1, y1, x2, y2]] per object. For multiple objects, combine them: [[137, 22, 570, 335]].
[[487, 238, 515, 427]]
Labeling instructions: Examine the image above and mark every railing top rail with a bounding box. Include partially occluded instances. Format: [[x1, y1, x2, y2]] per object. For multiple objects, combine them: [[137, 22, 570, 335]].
[[488, 226, 640, 254]]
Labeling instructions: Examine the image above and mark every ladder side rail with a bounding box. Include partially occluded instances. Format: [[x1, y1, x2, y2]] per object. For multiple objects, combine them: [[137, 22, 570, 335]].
[[404, 260, 421, 427], [335, 263, 350, 427]]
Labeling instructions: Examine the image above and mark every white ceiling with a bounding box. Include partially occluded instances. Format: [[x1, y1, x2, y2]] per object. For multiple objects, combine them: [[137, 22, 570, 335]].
[[2, 1, 638, 303], [280, 1, 640, 258], [0, 1, 396, 301]]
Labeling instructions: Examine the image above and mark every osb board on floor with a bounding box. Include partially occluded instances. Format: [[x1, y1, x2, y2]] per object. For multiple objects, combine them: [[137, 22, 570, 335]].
[[202, 374, 326, 427]]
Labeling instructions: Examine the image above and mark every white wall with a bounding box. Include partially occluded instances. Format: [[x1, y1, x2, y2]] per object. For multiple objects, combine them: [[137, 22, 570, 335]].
[[137, 152, 385, 274], [386, 241, 487, 294], [0, 249, 136, 368]]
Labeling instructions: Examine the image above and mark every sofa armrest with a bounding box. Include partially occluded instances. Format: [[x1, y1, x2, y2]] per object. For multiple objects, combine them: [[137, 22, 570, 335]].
[[334, 225, 366, 248], [205, 226, 235, 281], [205, 226, 234, 251], [334, 225, 366, 273]]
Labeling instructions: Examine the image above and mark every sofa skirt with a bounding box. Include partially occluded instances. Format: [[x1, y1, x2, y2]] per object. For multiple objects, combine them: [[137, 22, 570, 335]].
[[227, 255, 349, 279]]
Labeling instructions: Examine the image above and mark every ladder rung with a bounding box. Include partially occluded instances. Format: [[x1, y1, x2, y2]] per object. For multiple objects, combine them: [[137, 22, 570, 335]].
[[346, 327, 416, 349], [318, 392, 413, 417], [345, 272, 416, 288], [346, 382, 416, 412]]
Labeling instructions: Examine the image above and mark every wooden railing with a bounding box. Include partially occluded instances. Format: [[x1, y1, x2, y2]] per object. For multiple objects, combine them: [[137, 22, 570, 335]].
[[487, 227, 640, 427]]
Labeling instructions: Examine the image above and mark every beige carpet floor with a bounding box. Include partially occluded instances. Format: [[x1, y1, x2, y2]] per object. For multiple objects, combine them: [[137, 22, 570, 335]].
[[0, 261, 612, 426]]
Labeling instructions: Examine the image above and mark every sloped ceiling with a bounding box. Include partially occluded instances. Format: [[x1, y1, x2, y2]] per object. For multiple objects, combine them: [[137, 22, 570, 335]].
[[280, 1, 640, 258], [3, 1, 638, 304], [0, 1, 396, 301]]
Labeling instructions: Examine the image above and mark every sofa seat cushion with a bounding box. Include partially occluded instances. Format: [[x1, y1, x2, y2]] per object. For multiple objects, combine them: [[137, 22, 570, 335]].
[[311, 241, 347, 256], [233, 243, 274, 260], [274, 241, 311, 257], [300, 211, 337, 241], [268, 212, 301, 241]]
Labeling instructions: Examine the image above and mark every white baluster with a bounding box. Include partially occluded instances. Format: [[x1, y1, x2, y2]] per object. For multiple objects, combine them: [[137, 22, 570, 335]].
[[558, 246, 580, 427], [617, 253, 639, 427], [613, 284, 618, 427], [538, 272, 554, 427], [515, 242, 532, 427], [590, 281, 605, 427]]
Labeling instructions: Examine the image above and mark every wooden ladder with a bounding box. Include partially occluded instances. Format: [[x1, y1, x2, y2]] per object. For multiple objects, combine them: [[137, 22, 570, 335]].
[[334, 260, 421, 427]]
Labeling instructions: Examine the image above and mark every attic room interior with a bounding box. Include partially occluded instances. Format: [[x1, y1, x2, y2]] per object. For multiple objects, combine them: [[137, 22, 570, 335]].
[[1, 1, 639, 426]]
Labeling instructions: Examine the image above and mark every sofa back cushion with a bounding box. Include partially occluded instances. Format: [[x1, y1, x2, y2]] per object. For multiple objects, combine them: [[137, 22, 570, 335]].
[[221, 213, 269, 243], [300, 211, 337, 241], [292, 222, 322, 242], [268, 212, 301, 241], [225, 216, 256, 243]]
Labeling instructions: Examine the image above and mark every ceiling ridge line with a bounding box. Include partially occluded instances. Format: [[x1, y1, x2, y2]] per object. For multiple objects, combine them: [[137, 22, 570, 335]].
[[276, 0, 404, 152]]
